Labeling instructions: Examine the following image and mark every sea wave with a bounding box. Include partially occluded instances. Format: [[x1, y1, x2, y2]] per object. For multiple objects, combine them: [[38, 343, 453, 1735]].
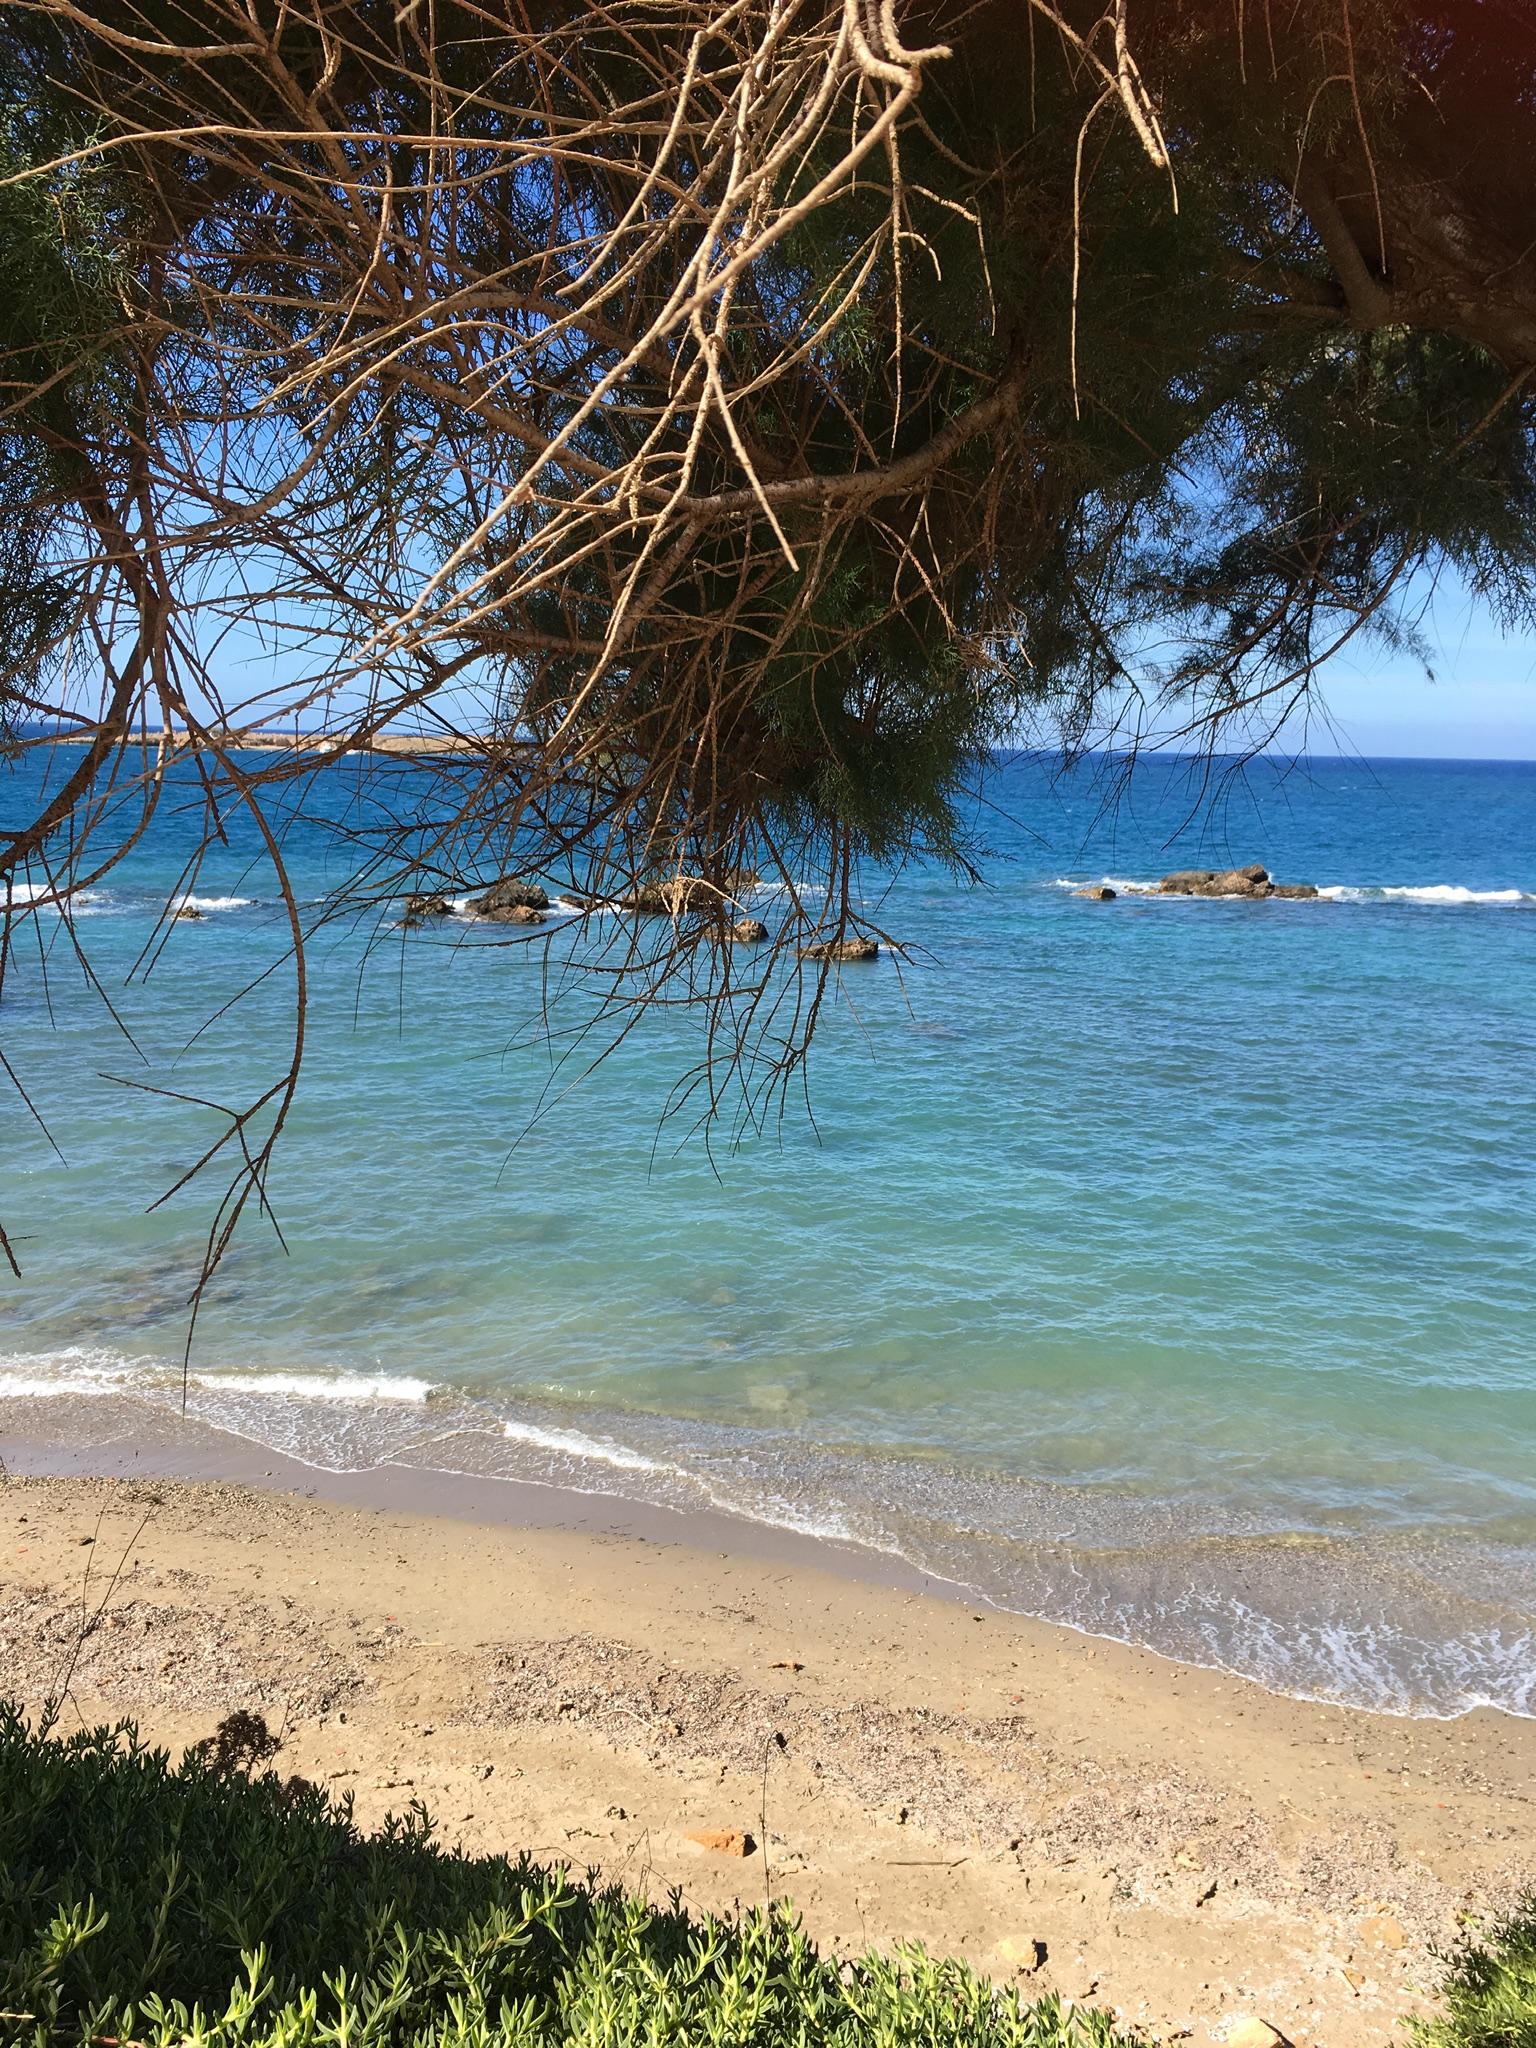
[[4, 882, 109, 913], [0, 1346, 145, 1396], [174, 894, 255, 913], [1320, 883, 1531, 906], [500, 1417, 673, 1475], [190, 1369, 435, 1403]]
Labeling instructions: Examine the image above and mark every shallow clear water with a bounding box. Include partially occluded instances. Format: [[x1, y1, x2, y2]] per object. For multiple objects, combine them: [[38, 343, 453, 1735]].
[[3, 748, 1534, 1715]]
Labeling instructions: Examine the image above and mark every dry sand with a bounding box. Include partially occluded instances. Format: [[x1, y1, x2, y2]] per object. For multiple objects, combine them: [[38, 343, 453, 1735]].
[[0, 1459, 1531, 2048]]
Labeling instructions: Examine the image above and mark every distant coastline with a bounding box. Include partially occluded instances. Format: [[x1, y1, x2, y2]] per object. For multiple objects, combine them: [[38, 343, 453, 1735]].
[[32, 727, 484, 757]]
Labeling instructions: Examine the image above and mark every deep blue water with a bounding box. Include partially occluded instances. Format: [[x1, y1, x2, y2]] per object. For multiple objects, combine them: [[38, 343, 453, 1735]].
[[3, 747, 1534, 1714]]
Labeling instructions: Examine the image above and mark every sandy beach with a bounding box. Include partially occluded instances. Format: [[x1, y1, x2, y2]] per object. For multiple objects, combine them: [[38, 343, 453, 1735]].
[[1, 1444, 1531, 2048]]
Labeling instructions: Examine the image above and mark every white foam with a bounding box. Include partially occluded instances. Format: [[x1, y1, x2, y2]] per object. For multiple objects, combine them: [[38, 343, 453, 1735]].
[[174, 894, 254, 913], [0, 1347, 141, 1397], [1375, 884, 1526, 906], [0, 1375, 129, 1398], [191, 1370, 435, 1404], [1049, 876, 1157, 894], [5, 882, 107, 912], [501, 1417, 670, 1475], [1316, 883, 1531, 905]]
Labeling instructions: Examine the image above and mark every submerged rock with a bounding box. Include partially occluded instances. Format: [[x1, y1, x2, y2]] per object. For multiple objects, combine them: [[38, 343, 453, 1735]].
[[173, 905, 206, 921], [470, 877, 549, 916], [1271, 882, 1321, 899], [799, 935, 879, 962]]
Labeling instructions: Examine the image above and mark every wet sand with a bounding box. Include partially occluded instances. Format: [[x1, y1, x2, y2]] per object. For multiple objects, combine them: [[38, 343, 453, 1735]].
[[1, 1432, 1533, 2048]]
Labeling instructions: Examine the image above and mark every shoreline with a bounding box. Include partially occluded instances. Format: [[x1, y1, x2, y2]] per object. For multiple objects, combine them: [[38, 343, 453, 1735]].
[[2, 1435, 1535, 2047], [3, 1386, 1531, 1724], [3, 1416, 960, 1604]]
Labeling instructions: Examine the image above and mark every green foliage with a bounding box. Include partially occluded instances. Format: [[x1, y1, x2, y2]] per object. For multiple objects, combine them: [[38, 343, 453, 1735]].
[[0, 1705, 1128, 2048], [1412, 1904, 1536, 2048]]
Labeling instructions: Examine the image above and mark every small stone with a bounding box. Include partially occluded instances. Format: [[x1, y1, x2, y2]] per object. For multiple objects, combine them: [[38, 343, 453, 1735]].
[[1361, 1913, 1407, 1950], [1341, 1968, 1368, 1993], [1225, 2020, 1289, 2048], [997, 1936, 1049, 1974], [1193, 1876, 1218, 1907], [685, 1827, 755, 1857]]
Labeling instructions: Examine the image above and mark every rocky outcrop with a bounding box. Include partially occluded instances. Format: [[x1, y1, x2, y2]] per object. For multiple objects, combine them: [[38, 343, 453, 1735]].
[[1158, 863, 1273, 897], [1075, 885, 1116, 901], [403, 892, 452, 922], [1155, 865, 1322, 900], [620, 877, 719, 914], [800, 935, 879, 962], [495, 903, 548, 925], [730, 917, 768, 943], [469, 878, 549, 916]]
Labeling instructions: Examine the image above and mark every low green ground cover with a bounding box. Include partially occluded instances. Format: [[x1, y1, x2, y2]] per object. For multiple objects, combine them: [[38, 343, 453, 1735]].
[[3, 1705, 1531, 2048], [1411, 1905, 1536, 2048], [0, 1706, 1124, 2047]]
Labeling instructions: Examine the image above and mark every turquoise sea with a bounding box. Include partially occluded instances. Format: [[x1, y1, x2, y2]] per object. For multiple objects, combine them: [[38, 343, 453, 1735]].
[[3, 747, 1534, 1717]]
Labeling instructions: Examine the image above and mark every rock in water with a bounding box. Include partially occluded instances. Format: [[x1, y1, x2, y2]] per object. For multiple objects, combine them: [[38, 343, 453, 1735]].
[[1158, 865, 1273, 897], [800, 935, 879, 962], [1074, 885, 1117, 900], [469, 878, 549, 915], [1271, 882, 1321, 899], [730, 916, 768, 942], [173, 905, 206, 921], [403, 892, 451, 921], [621, 877, 717, 914]]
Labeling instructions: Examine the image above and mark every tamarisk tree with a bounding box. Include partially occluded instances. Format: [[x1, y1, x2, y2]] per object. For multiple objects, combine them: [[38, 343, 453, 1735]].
[[0, 0, 1532, 1261]]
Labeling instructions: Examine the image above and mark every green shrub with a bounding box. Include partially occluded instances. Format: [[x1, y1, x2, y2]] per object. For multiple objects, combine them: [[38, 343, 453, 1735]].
[[0, 1704, 1127, 2048], [1412, 1904, 1536, 2048]]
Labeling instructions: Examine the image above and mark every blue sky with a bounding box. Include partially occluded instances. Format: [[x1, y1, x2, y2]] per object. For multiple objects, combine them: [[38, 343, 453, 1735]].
[[177, 556, 1536, 763], [1291, 574, 1535, 761]]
